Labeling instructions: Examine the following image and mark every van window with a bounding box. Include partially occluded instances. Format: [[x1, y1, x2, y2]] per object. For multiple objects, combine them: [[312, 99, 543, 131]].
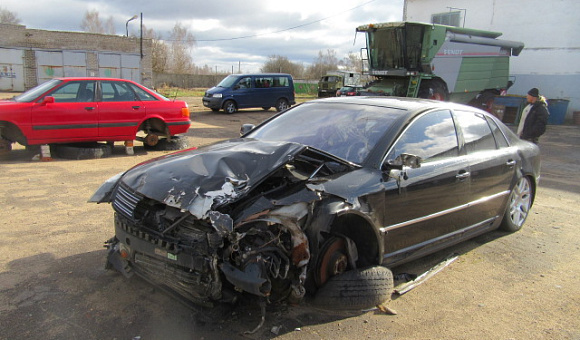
[[255, 77, 272, 88], [236, 77, 252, 89], [256, 76, 289, 88]]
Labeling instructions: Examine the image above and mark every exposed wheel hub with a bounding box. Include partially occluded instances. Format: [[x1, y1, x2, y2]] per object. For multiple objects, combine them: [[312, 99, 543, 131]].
[[144, 134, 159, 147], [315, 237, 349, 287]]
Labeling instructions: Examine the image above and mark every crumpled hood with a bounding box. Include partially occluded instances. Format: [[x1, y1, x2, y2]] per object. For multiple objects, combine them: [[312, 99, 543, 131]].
[[120, 138, 306, 218]]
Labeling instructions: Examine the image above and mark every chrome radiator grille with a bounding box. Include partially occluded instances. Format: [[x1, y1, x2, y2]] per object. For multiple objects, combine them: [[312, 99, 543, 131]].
[[112, 183, 142, 220]]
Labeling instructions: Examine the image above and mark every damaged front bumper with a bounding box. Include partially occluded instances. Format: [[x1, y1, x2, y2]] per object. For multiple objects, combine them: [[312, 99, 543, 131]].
[[102, 182, 312, 307]]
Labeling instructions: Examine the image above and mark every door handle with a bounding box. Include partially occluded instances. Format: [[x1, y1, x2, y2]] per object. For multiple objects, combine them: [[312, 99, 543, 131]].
[[85, 107, 95, 111], [456, 170, 470, 180], [506, 159, 516, 167], [132, 106, 140, 110]]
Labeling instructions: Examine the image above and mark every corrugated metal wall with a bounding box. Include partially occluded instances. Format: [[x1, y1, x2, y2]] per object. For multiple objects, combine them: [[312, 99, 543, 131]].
[[0, 48, 25, 91], [34, 50, 141, 84]]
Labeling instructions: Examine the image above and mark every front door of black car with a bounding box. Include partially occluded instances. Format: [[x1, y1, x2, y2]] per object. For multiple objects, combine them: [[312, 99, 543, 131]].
[[380, 110, 471, 264]]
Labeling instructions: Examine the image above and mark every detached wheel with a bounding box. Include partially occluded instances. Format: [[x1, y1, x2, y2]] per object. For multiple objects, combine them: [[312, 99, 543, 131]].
[[223, 100, 237, 114], [0, 139, 12, 154], [52, 142, 112, 160], [312, 266, 394, 310], [500, 176, 533, 232], [144, 136, 188, 151]]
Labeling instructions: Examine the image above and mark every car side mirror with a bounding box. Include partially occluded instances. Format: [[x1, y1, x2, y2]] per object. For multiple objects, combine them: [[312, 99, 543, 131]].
[[240, 123, 256, 136], [382, 153, 422, 171], [41, 96, 55, 105]]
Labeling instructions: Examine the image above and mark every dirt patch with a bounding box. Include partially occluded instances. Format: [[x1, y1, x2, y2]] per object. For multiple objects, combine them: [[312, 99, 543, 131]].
[[1, 98, 579, 340]]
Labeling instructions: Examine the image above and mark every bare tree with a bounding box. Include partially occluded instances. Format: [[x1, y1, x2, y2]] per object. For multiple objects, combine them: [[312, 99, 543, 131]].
[[339, 52, 363, 74], [261, 55, 304, 78], [81, 9, 115, 34], [168, 22, 195, 74], [143, 26, 169, 73], [194, 64, 213, 75], [0, 7, 20, 24], [307, 49, 339, 79], [104, 16, 115, 35]]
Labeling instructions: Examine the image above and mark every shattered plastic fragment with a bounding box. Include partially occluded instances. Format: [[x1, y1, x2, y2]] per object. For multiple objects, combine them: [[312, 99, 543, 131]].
[[209, 211, 234, 237]]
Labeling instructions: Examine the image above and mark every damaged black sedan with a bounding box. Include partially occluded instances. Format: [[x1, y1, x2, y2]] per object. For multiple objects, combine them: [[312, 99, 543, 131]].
[[90, 97, 540, 311]]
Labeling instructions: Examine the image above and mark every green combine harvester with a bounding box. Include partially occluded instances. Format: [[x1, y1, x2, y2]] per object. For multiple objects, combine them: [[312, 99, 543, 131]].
[[356, 21, 524, 110]]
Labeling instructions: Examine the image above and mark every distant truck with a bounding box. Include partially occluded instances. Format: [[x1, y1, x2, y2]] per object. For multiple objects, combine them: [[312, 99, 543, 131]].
[[356, 22, 524, 110], [317, 71, 363, 98]]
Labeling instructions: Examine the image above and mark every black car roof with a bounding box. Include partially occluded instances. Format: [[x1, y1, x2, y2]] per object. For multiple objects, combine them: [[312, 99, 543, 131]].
[[308, 96, 486, 115]]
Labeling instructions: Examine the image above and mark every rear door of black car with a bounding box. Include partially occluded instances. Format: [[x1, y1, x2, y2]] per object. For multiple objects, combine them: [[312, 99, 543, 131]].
[[380, 110, 472, 262], [453, 110, 517, 226]]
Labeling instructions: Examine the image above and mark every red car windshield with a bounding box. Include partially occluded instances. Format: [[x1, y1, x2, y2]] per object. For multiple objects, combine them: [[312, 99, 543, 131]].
[[13, 79, 62, 103]]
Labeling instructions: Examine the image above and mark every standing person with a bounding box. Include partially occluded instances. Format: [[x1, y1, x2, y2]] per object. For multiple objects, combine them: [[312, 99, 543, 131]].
[[517, 87, 549, 144]]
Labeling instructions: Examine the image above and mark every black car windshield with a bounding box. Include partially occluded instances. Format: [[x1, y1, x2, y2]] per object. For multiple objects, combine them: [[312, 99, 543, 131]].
[[246, 102, 405, 164], [216, 75, 240, 88], [13, 79, 62, 102]]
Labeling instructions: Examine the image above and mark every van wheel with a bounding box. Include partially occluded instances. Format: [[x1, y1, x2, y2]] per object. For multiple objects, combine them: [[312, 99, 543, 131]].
[[262, 107, 271, 111], [275, 99, 289, 112], [223, 100, 237, 114]]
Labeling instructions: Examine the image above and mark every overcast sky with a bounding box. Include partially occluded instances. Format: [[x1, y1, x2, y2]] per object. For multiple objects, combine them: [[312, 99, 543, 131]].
[[1, 0, 404, 73]]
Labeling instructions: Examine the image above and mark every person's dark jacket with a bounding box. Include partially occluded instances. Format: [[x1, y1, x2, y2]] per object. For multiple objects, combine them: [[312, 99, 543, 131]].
[[520, 98, 549, 141]]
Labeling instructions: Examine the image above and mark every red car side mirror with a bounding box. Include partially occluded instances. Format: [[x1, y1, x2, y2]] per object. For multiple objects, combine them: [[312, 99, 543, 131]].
[[41, 96, 55, 105]]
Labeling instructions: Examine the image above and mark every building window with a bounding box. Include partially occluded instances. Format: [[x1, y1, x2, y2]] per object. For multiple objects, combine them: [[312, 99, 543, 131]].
[[431, 11, 461, 27]]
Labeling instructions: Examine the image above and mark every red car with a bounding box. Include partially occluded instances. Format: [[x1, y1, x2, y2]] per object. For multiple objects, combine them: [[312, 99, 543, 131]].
[[0, 77, 191, 153]]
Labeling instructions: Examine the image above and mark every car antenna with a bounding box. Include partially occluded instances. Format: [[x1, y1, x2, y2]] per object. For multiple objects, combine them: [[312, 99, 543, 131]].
[[172, 89, 178, 102]]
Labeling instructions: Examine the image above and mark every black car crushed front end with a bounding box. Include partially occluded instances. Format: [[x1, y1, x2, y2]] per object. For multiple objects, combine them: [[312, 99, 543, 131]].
[[92, 138, 363, 308]]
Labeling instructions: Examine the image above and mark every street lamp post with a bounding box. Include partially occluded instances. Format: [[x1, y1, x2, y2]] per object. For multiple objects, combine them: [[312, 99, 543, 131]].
[[125, 15, 138, 37]]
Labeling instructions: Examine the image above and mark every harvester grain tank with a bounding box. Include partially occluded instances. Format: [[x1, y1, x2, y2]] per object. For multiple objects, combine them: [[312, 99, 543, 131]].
[[356, 22, 524, 110]]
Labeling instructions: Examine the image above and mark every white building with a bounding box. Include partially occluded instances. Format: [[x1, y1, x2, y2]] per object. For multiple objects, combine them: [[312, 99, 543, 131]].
[[403, 0, 580, 122]]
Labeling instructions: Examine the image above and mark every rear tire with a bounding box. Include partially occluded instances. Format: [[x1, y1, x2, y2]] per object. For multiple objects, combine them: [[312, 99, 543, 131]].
[[312, 266, 394, 310], [275, 99, 289, 112], [500, 176, 533, 232]]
